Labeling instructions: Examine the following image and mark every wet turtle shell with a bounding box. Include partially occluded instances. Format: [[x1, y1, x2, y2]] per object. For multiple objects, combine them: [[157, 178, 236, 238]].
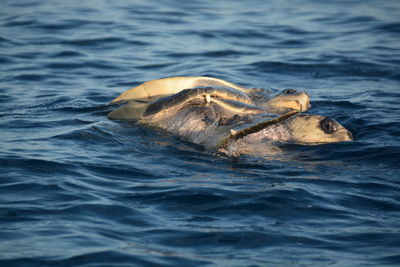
[[110, 76, 250, 104]]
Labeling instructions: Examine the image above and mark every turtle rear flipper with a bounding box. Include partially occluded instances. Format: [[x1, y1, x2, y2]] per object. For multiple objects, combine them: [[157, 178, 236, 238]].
[[210, 98, 265, 115]]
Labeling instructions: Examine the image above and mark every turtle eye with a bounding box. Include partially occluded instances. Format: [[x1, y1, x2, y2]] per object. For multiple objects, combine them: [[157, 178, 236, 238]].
[[282, 89, 297, 95], [320, 117, 338, 134]]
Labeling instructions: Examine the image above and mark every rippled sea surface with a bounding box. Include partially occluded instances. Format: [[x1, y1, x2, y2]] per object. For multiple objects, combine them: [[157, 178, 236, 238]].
[[1, 0, 400, 266]]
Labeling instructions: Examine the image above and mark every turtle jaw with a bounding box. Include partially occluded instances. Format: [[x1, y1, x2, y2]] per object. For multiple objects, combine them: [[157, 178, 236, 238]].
[[333, 129, 353, 143], [299, 129, 353, 144]]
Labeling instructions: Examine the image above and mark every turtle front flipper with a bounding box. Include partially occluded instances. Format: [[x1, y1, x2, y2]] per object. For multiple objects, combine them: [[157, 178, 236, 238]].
[[111, 77, 196, 104], [142, 87, 252, 118], [107, 101, 149, 120], [209, 98, 266, 115]]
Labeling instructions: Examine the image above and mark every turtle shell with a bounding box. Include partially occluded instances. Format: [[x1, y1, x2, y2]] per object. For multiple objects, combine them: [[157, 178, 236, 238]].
[[110, 76, 251, 104]]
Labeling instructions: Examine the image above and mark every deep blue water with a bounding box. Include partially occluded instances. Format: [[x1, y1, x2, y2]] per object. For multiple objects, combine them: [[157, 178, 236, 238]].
[[1, 0, 400, 266]]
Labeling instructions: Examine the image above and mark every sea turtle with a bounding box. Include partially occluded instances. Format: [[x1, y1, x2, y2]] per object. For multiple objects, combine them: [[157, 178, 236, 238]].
[[109, 77, 311, 120], [111, 76, 310, 110], [108, 86, 309, 121], [108, 84, 352, 156]]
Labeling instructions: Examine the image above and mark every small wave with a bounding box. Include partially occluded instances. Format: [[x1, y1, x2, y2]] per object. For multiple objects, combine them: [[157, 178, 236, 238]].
[[250, 60, 400, 80], [61, 37, 128, 47], [50, 50, 87, 58], [1, 158, 79, 177], [167, 49, 252, 58], [13, 74, 47, 81], [374, 22, 400, 33], [0, 36, 22, 47]]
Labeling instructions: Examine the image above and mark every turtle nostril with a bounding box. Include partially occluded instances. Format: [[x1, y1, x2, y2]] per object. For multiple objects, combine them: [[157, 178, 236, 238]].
[[347, 131, 353, 140]]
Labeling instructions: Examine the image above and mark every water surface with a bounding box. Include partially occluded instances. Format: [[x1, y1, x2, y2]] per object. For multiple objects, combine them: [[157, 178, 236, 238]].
[[1, 0, 400, 266]]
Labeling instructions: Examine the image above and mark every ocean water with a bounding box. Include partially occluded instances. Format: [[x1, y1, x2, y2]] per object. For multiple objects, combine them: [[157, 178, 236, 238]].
[[1, 0, 400, 266]]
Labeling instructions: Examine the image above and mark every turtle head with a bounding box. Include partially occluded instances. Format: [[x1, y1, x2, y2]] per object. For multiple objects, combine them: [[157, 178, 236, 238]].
[[287, 115, 353, 144], [265, 89, 311, 113]]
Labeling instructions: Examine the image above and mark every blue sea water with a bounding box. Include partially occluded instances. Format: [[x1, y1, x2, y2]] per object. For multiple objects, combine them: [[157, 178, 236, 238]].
[[1, 0, 400, 266]]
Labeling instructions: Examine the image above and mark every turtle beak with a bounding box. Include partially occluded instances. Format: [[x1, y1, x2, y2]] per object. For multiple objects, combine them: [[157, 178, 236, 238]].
[[336, 129, 353, 142], [298, 92, 311, 112]]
